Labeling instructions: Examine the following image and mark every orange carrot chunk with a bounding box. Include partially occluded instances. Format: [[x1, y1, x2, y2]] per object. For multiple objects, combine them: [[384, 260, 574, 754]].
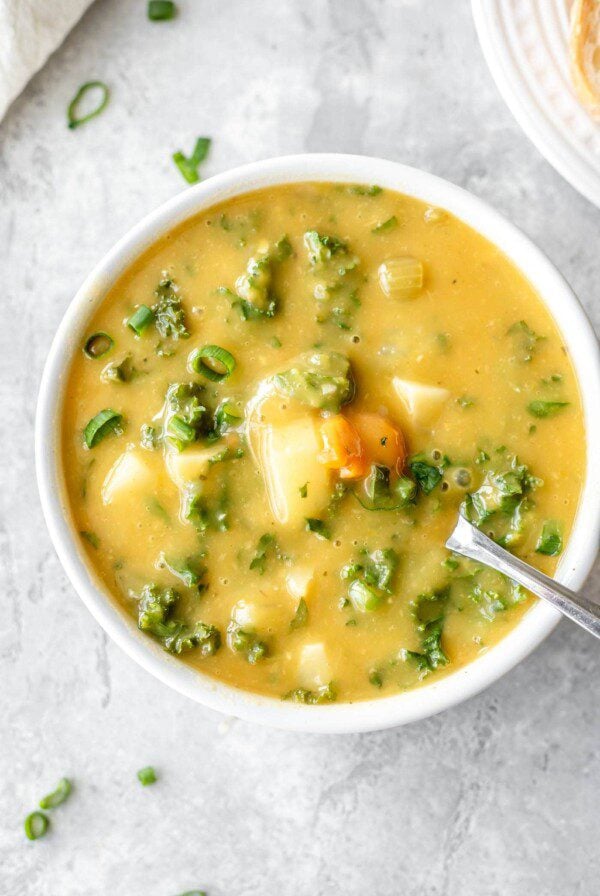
[[318, 415, 368, 479], [347, 411, 407, 474]]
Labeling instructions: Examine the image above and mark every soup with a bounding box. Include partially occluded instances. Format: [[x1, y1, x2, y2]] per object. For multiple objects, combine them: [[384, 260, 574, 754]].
[[61, 183, 585, 704]]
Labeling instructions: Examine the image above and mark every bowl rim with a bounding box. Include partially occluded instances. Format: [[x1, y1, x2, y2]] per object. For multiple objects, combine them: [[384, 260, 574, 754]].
[[35, 152, 600, 734]]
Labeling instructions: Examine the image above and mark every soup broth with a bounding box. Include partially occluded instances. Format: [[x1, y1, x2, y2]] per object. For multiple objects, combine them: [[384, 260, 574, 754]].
[[62, 183, 585, 703]]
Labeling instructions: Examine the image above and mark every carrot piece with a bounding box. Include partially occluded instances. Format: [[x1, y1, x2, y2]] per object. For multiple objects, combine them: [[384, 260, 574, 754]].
[[347, 411, 407, 474], [318, 415, 368, 479]]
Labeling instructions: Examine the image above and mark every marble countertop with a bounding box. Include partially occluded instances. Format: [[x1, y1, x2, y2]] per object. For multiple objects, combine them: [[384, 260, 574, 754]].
[[1, 1, 598, 894]]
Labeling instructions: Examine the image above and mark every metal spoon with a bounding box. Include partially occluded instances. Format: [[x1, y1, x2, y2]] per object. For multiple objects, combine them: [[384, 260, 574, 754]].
[[446, 514, 600, 639]]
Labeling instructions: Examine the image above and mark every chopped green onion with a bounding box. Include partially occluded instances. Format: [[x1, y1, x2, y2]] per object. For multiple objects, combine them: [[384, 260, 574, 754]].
[[289, 598, 308, 630], [24, 811, 49, 841], [83, 409, 123, 448], [527, 400, 569, 418], [137, 766, 157, 786], [67, 81, 110, 130], [188, 345, 236, 381], [172, 137, 211, 184], [168, 415, 197, 447], [83, 332, 113, 359], [305, 518, 331, 540], [39, 777, 72, 810], [127, 305, 154, 336], [215, 401, 242, 432], [348, 579, 383, 612], [148, 0, 176, 20]]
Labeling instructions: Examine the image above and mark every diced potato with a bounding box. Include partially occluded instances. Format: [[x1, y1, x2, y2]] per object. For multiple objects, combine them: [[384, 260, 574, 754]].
[[285, 567, 315, 602], [231, 596, 292, 633], [250, 415, 332, 526], [166, 443, 225, 488], [392, 377, 450, 427], [102, 448, 154, 505], [297, 642, 331, 689]]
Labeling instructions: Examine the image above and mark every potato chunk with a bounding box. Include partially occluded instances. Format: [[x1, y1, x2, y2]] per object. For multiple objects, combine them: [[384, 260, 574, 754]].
[[392, 377, 450, 427], [285, 567, 316, 601], [166, 443, 225, 488], [102, 448, 153, 505], [297, 642, 331, 689], [250, 415, 332, 526]]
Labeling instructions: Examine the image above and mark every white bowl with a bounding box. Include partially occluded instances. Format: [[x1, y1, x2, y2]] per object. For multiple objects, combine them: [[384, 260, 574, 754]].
[[36, 154, 600, 733]]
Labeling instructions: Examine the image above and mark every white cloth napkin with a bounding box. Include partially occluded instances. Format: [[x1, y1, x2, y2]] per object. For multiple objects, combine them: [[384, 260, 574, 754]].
[[0, 0, 93, 121]]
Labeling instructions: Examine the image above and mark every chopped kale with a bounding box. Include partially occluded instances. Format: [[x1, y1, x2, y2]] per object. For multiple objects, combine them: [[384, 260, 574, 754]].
[[227, 622, 268, 663], [271, 351, 354, 412], [290, 598, 309, 630], [305, 518, 331, 540], [249, 533, 280, 574], [354, 465, 416, 511], [303, 230, 361, 328], [535, 520, 563, 556], [284, 683, 336, 704], [464, 458, 542, 526], [136, 584, 220, 656], [507, 320, 544, 362], [164, 382, 209, 450], [158, 552, 207, 591], [153, 277, 189, 340], [409, 454, 444, 495]]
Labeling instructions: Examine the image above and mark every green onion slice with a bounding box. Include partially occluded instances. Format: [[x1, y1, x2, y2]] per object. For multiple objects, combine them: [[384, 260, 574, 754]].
[[172, 137, 211, 184], [127, 305, 154, 336], [137, 766, 157, 786], [83, 409, 123, 448], [148, 0, 176, 19], [83, 332, 113, 359], [24, 811, 49, 841], [67, 81, 110, 130], [188, 345, 236, 381], [39, 777, 72, 810]]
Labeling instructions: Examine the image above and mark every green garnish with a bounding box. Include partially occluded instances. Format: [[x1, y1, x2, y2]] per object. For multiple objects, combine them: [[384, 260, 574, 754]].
[[164, 382, 208, 451], [404, 589, 450, 673], [507, 320, 544, 362], [188, 345, 236, 382], [137, 584, 220, 655], [272, 351, 354, 413], [137, 766, 157, 786], [371, 216, 398, 234], [305, 518, 331, 540], [148, 0, 176, 20], [464, 459, 541, 526], [39, 778, 72, 810], [289, 598, 308, 630], [67, 81, 110, 129], [249, 533, 279, 574], [527, 400, 569, 418], [299, 483, 308, 498], [348, 579, 383, 612], [172, 137, 211, 184], [227, 624, 268, 663], [83, 332, 113, 359], [346, 184, 382, 196], [457, 395, 475, 409], [535, 521, 563, 556], [284, 684, 336, 704], [83, 409, 123, 448], [80, 531, 99, 549], [127, 305, 155, 336], [354, 465, 416, 511], [153, 278, 189, 340], [101, 354, 135, 384], [159, 553, 207, 590], [409, 454, 444, 495], [369, 669, 383, 688], [24, 811, 49, 841], [140, 423, 160, 450]]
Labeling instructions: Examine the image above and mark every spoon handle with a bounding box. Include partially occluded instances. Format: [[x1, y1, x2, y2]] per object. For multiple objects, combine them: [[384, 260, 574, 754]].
[[446, 515, 600, 640]]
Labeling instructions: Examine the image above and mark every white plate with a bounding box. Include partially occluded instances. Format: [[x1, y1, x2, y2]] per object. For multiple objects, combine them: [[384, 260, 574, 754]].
[[472, 0, 600, 208]]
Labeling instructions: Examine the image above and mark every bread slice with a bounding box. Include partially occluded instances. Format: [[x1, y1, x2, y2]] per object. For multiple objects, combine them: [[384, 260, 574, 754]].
[[570, 0, 600, 119]]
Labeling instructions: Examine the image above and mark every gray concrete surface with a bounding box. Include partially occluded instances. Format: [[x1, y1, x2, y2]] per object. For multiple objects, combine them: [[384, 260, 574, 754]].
[[1, 1, 598, 894]]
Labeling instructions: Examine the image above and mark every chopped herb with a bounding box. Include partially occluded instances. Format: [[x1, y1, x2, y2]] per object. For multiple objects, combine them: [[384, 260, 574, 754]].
[[172, 136, 211, 184], [299, 483, 308, 498], [83, 332, 113, 359], [369, 669, 383, 688], [24, 811, 49, 841], [272, 351, 354, 413], [348, 578, 383, 612], [140, 423, 160, 450], [249, 533, 279, 574], [164, 382, 209, 450], [527, 400, 569, 418], [468, 579, 526, 620], [80, 530, 99, 549], [153, 278, 189, 340], [409, 454, 443, 495], [346, 184, 382, 196], [457, 395, 475, 408], [354, 465, 416, 511], [83, 409, 123, 448], [159, 552, 207, 591], [305, 518, 331, 540], [289, 598, 308, 630], [127, 304, 154, 336], [227, 623, 268, 663], [442, 556, 459, 571], [270, 336, 282, 348], [475, 449, 490, 465], [284, 684, 336, 704], [188, 345, 236, 381], [137, 584, 220, 655], [137, 766, 157, 786], [39, 778, 72, 810], [371, 216, 398, 234], [148, 0, 176, 20], [535, 521, 563, 556], [67, 81, 110, 129], [507, 320, 544, 362], [463, 458, 541, 526], [101, 354, 135, 384]]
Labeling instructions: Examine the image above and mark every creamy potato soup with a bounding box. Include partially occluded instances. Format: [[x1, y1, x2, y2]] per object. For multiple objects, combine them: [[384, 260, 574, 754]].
[[62, 183, 585, 703]]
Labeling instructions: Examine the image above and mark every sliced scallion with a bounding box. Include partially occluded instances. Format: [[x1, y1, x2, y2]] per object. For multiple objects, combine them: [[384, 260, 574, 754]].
[[39, 777, 72, 810], [83, 332, 113, 359], [172, 137, 211, 184], [67, 81, 110, 130], [127, 305, 154, 336], [137, 766, 157, 786], [83, 409, 123, 448], [24, 811, 49, 841], [348, 579, 383, 613], [188, 345, 236, 381], [148, 0, 176, 20]]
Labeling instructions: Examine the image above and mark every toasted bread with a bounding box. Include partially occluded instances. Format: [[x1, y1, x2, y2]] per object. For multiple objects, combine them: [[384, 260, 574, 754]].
[[570, 0, 600, 118]]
